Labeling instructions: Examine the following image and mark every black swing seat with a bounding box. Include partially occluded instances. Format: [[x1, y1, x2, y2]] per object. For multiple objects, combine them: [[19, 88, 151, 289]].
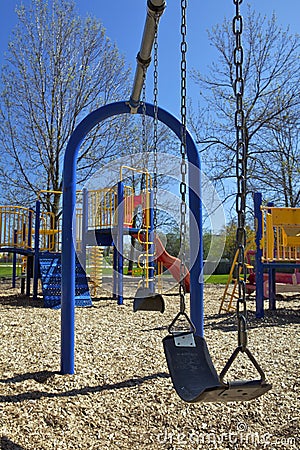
[[133, 287, 165, 313], [163, 333, 271, 403]]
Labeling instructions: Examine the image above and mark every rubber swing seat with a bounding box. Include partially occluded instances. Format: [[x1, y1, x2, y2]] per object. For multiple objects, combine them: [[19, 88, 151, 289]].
[[133, 287, 165, 313], [163, 333, 272, 403]]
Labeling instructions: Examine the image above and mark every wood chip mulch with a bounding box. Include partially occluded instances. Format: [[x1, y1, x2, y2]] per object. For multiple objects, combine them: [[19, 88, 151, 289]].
[[0, 281, 299, 449]]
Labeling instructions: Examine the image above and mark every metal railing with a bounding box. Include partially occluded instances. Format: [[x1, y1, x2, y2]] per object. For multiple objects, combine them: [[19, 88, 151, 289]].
[[261, 206, 300, 261], [0, 206, 34, 249]]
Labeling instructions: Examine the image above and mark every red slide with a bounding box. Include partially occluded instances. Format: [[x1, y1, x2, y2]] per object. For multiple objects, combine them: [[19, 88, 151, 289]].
[[154, 236, 190, 293]]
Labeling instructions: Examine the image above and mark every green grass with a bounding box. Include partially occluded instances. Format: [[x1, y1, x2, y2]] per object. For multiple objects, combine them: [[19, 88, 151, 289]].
[[98, 268, 229, 284], [0, 264, 22, 277], [0, 262, 229, 284], [204, 274, 229, 284]]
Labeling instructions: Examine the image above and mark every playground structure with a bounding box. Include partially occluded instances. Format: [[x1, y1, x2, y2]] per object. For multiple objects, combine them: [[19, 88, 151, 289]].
[[82, 165, 190, 305], [59, 0, 271, 402], [255, 192, 300, 317], [219, 192, 300, 317], [0, 167, 189, 308], [0, 195, 92, 308]]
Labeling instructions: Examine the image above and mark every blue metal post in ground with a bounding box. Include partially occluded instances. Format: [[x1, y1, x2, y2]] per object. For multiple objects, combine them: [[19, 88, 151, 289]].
[[33, 201, 40, 300], [268, 267, 276, 310], [12, 230, 17, 288], [113, 245, 117, 299], [266, 202, 276, 311], [26, 209, 33, 297], [117, 181, 124, 305], [61, 133, 78, 375], [254, 192, 264, 318], [61, 101, 203, 374]]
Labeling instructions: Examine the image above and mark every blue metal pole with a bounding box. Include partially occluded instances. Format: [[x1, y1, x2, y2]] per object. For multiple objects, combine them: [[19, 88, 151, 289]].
[[113, 244, 117, 299], [33, 201, 40, 300], [61, 101, 203, 374], [117, 181, 124, 305], [12, 230, 17, 288], [26, 210, 33, 297], [254, 192, 264, 318], [187, 158, 203, 337], [268, 267, 276, 310], [266, 202, 276, 311], [61, 147, 77, 375]]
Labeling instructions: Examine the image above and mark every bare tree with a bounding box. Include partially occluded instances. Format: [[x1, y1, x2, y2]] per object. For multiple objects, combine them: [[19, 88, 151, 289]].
[[250, 117, 300, 206], [190, 6, 300, 208], [0, 0, 131, 216]]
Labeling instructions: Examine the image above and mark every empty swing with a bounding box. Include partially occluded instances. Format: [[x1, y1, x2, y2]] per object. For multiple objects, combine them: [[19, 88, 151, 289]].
[[162, 0, 271, 403]]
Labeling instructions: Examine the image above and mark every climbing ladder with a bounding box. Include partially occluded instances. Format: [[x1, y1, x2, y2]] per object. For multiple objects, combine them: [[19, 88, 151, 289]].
[[39, 253, 92, 308], [218, 242, 255, 314], [156, 260, 163, 294], [89, 246, 103, 297]]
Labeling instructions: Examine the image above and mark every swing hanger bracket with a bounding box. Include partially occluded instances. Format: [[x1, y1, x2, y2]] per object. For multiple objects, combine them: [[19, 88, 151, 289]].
[[128, 0, 166, 113], [168, 310, 196, 336], [219, 345, 267, 385]]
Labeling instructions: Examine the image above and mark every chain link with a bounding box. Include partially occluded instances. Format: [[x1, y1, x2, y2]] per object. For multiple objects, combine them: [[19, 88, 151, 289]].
[[153, 13, 159, 231], [141, 71, 147, 166], [233, 0, 248, 350], [140, 68, 147, 286], [150, 12, 160, 288], [179, 0, 188, 312]]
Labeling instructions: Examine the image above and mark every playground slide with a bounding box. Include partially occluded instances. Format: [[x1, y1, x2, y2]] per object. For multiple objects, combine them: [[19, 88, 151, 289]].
[[154, 236, 190, 292]]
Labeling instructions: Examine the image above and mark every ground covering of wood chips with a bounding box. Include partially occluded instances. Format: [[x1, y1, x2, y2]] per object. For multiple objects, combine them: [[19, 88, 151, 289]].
[[0, 280, 299, 450]]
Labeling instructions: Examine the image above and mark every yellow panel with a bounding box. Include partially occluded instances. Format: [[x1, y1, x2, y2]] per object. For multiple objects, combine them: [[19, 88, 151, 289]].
[[271, 208, 300, 226], [284, 236, 300, 247], [266, 213, 274, 260], [281, 227, 288, 247]]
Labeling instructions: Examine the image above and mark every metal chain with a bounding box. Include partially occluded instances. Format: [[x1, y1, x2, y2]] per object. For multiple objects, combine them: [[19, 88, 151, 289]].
[[142, 71, 147, 167], [141, 79, 147, 234], [152, 13, 160, 288], [179, 0, 188, 314], [233, 0, 248, 350], [141, 69, 147, 286], [153, 13, 159, 231]]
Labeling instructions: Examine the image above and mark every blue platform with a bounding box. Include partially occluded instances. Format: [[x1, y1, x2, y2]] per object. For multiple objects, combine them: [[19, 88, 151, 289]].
[[85, 227, 141, 247]]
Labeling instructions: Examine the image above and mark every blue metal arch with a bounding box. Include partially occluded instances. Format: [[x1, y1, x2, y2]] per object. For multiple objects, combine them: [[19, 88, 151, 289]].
[[61, 101, 203, 374]]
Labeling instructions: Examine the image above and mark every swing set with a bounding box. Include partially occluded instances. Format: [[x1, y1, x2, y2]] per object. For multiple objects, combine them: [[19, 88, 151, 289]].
[[60, 0, 271, 402]]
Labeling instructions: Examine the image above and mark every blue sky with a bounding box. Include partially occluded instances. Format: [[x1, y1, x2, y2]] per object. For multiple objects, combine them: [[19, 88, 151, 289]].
[[0, 0, 299, 118]]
